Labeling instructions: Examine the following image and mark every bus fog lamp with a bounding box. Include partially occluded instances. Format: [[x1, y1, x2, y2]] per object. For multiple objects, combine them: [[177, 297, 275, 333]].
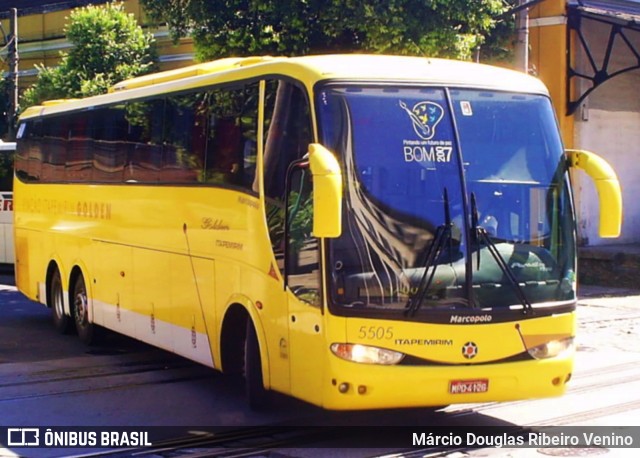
[[527, 337, 574, 360], [330, 343, 404, 365]]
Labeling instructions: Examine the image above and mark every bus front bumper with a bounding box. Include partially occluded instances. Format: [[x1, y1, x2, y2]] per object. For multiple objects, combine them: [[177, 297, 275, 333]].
[[320, 354, 573, 410]]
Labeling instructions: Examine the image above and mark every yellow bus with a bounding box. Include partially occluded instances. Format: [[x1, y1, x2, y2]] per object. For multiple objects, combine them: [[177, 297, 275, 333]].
[[13, 55, 622, 410]]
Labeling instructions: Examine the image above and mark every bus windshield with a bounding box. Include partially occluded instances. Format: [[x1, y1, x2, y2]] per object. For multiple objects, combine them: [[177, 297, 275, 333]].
[[317, 85, 576, 315]]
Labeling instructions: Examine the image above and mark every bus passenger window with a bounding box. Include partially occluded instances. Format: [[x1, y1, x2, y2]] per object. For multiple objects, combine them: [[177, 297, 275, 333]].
[[125, 100, 164, 182], [207, 116, 243, 184], [93, 106, 128, 182], [41, 117, 67, 182], [67, 113, 92, 182], [204, 83, 259, 189], [163, 94, 206, 182], [16, 121, 41, 182]]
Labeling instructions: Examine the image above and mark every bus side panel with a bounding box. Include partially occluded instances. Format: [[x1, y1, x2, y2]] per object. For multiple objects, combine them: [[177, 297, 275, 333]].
[[131, 248, 172, 351], [93, 242, 134, 337], [14, 228, 38, 301], [241, 263, 291, 395], [190, 257, 218, 369], [170, 255, 215, 367], [92, 244, 216, 368]]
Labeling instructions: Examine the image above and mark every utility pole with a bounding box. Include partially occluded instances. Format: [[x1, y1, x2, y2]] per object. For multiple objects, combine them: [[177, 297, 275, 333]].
[[515, 0, 530, 73], [7, 7, 18, 140]]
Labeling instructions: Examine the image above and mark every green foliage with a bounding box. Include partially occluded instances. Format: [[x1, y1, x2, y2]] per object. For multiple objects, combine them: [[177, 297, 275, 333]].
[[141, 0, 511, 61], [21, 2, 156, 110], [479, 0, 519, 63]]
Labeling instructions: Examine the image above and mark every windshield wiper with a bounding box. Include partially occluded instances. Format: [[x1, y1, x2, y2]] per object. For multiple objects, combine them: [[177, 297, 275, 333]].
[[405, 188, 454, 317], [470, 192, 534, 315]]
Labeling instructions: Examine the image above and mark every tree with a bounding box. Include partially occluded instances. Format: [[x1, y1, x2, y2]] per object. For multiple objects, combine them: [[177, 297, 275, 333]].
[[141, 0, 512, 62], [21, 2, 156, 109]]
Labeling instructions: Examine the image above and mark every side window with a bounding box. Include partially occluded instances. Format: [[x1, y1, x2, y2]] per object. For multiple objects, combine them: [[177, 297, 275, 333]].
[[93, 105, 128, 182], [157, 83, 259, 188], [41, 116, 67, 182], [15, 120, 44, 182], [125, 99, 165, 182], [204, 83, 259, 189], [163, 94, 205, 182], [15, 121, 34, 181], [263, 79, 319, 305], [66, 112, 92, 182], [26, 120, 43, 182]]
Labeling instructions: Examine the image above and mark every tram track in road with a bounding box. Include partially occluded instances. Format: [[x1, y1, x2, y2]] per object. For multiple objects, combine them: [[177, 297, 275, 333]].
[[440, 356, 640, 419], [0, 352, 214, 403], [64, 427, 369, 458], [447, 395, 640, 428], [531, 398, 640, 427]]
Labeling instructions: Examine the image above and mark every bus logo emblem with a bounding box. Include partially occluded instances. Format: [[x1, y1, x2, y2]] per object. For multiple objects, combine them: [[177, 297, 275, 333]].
[[399, 100, 444, 140], [462, 341, 478, 359]]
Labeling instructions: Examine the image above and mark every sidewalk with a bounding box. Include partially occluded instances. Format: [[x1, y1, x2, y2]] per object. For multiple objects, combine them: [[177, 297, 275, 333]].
[[578, 243, 640, 289]]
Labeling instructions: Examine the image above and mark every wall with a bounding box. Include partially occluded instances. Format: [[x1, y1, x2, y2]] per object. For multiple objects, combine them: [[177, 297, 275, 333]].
[[572, 18, 640, 245]]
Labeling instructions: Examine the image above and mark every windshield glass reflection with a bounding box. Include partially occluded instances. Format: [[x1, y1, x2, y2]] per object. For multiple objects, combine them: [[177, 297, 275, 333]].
[[317, 86, 576, 315]]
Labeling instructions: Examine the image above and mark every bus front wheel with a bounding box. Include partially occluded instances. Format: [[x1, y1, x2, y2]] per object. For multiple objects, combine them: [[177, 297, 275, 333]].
[[244, 321, 270, 410], [72, 274, 96, 345], [50, 269, 73, 334]]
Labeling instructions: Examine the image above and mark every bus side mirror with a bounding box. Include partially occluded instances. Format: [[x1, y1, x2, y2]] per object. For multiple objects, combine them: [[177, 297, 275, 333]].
[[566, 149, 622, 238], [308, 144, 342, 238]]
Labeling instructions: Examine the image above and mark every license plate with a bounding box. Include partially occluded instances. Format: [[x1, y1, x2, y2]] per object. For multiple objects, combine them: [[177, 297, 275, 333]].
[[449, 378, 489, 394]]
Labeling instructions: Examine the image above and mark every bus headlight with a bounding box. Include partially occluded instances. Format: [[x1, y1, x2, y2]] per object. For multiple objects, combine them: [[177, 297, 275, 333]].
[[330, 343, 405, 365], [527, 337, 574, 360]]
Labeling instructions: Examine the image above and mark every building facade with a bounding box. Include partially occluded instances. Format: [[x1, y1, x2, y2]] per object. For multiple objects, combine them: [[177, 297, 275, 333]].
[[531, 0, 640, 246], [0, 0, 194, 87]]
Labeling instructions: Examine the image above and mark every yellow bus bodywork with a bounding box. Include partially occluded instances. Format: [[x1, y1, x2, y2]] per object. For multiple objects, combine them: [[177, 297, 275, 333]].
[[14, 55, 587, 410]]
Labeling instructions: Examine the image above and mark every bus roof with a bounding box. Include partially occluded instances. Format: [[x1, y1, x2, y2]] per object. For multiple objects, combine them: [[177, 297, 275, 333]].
[[20, 55, 550, 120]]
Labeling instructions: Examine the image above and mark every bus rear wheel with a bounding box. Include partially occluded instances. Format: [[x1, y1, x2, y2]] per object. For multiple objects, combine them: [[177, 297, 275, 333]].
[[244, 321, 271, 410], [72, 274, 96, 345], [50, 269, 73, 334]]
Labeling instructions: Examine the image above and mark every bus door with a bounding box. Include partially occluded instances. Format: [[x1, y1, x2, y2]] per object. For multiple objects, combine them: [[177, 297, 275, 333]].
[[264, 80, 325, 403], [284, 164, 325, 402]]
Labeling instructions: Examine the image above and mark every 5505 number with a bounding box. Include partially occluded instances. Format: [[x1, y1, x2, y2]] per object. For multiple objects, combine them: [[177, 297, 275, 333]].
[[358, 326, 394, 340]]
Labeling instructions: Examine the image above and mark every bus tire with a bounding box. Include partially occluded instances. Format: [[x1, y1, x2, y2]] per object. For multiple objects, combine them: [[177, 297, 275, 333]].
[[71, 273, 97, 345], [50, 268, 73, 334], [244, 321, 270, 411]]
